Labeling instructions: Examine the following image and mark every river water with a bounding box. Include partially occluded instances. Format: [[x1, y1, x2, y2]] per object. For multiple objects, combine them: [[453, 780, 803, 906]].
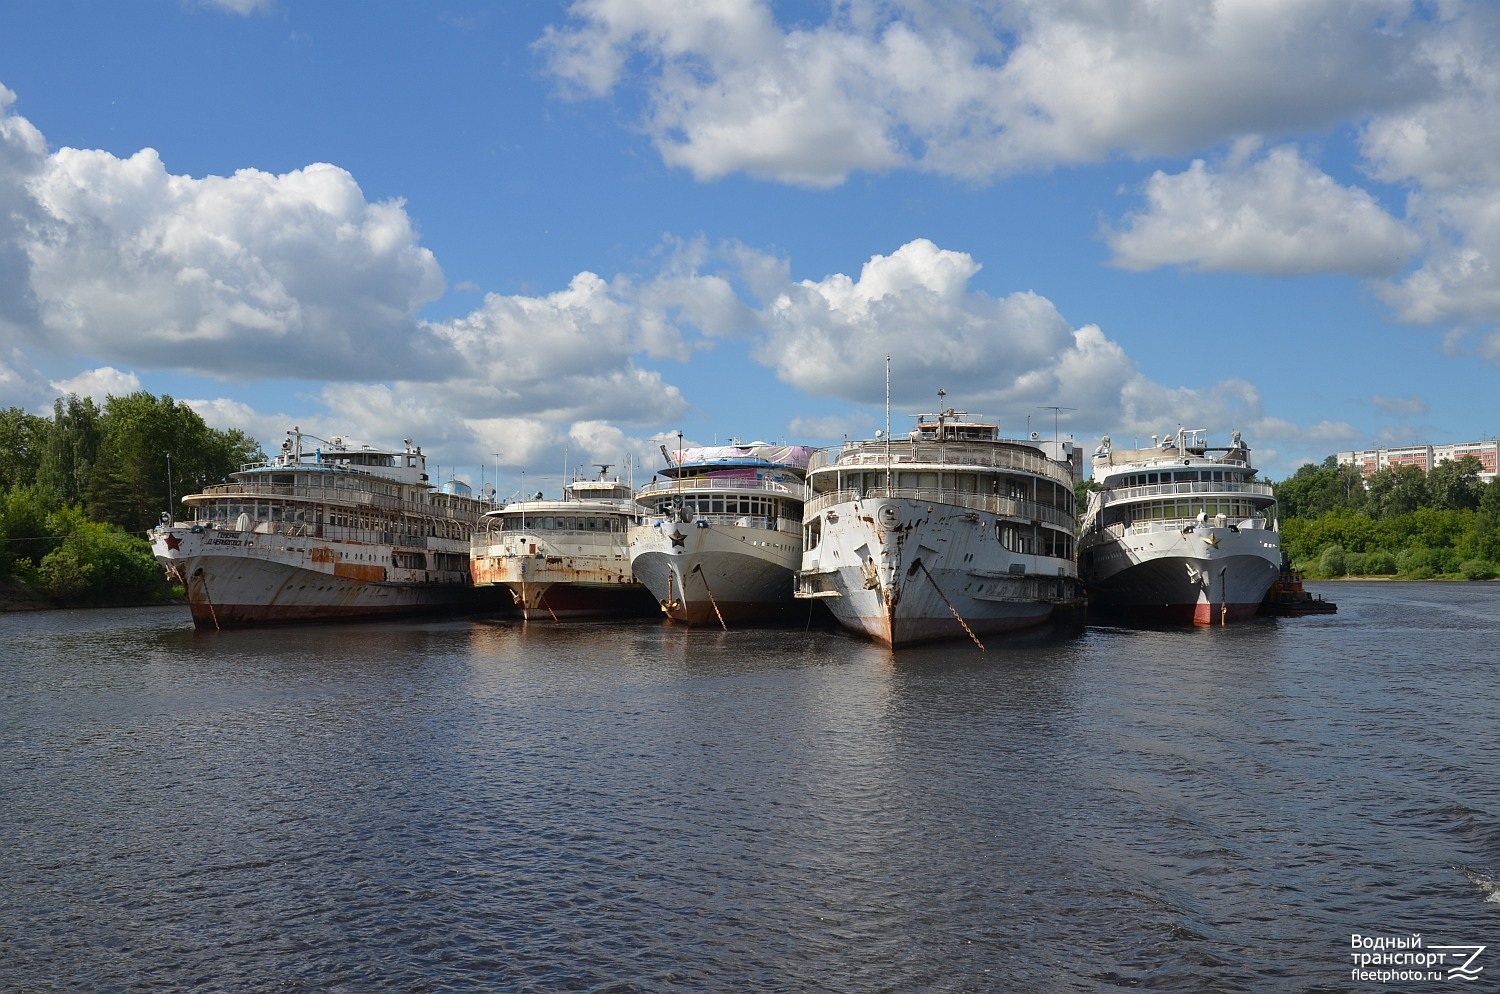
[[1, 582, 1496, 992]]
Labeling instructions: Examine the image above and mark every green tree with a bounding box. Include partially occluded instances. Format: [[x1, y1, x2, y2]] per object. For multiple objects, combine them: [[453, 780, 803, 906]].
[[1396, 546, 1437, 579], [1274, 456, 1367, 518], [35, 395, 101, 506], [0, 407, 50, 490], [85, 392, 261, 533], [1365, 465, 1429, 520], [1316, 544, 1348, 578], [1479, 478, 1500, 522], [0, 485, 58, 577], [1427, 455, 1484, 512]]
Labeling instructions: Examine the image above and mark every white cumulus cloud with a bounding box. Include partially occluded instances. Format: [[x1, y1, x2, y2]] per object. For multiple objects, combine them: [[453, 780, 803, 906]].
[[538, 0, 1436, 186], [1104, 141, 1421, 276], [48, 366, 141, 403], [5, 105, 452, 381]]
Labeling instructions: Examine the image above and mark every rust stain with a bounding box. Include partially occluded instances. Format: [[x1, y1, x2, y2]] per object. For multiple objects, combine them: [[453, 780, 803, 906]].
[[334, 562, 386, 582], [309, 547, 337, 563]]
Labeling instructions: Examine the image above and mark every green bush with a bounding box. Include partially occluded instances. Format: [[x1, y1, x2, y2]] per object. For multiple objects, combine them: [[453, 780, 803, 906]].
[[1459, 558, 1497, 580], [36, 518, 165, 604], [1364, 549, 1398, 575], [1316, 544, 1347, 578], [1397, 547, 1436, 579]]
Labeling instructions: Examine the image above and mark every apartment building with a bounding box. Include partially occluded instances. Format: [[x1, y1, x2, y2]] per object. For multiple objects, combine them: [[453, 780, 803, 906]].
[[1337, 440, 1500, 482]]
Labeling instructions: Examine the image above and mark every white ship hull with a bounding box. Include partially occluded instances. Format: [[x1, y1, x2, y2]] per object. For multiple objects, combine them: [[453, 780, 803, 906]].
[[798, 497, 1079, 647], [1081, 522, 1280, 624], [628, 518, 803, 626], [152, 526, 491, 629]]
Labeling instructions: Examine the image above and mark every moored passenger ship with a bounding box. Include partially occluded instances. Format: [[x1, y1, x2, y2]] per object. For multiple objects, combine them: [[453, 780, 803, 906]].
[[469, 467, 656, 620], [148, 428, 495, 628], [628, 442, 812, 626], [795, 405, 1083, 647], [1079, 428, 1280, 624]]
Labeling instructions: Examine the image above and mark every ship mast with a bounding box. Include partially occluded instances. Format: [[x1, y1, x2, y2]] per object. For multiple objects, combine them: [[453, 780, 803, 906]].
[[884, 356, 891, 493]]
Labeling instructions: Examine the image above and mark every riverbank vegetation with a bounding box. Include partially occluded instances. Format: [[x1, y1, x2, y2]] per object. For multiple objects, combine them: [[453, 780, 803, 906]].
[[1276, 455, 1500, 580], [1, 393, 259, 607]]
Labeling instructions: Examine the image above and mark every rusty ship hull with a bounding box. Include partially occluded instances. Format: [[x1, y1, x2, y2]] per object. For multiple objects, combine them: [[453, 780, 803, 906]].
[[469, 473, 652, 622], [470, 553, 655, 621], [629, 442, 811, 627], [1082, 533, 1280, 625], [155, 530, 492, 629]]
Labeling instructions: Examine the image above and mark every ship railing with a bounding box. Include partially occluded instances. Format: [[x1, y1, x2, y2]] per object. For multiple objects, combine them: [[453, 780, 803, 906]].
[[631, 511, 801, 534], [1096, 480, 1275, 505], [803, 487, 1076, 530], [1097, 451, 1254, 471], [195, 517, 442, 548], [188, 480, 486, 522], [1093, 514, 1270, 539], [808, 439, 1074, 487], [635, 476, 809, 500]]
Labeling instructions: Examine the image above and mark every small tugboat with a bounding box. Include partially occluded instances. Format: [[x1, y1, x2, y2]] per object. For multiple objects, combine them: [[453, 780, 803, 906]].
[[1260, 554, 1337, 616]]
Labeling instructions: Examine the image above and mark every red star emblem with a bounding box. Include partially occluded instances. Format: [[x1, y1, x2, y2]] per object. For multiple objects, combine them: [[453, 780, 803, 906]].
[[164, 533, 182, 551], [669, 530, 686, 548]]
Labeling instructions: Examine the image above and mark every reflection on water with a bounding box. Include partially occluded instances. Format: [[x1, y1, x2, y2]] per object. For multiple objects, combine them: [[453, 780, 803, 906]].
[[1, 583, 1497, 991]]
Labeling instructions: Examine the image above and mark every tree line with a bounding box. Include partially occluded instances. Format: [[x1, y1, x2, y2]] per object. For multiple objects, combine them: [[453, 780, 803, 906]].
[[1276, 454, 1500, 579], [1, 393, 260, 605]]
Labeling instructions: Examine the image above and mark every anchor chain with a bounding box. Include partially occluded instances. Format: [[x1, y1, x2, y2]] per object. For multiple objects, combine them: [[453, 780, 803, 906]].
[[915, 559, 984, 651], [691, 563, 729, 631]]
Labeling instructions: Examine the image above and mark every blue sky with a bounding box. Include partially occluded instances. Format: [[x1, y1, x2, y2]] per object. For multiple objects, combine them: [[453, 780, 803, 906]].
[[2, 1, 1498, 494]]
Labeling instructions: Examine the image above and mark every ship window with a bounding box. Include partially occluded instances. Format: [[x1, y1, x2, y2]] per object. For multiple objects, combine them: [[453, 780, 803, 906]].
[[712, 496, 724, 513]]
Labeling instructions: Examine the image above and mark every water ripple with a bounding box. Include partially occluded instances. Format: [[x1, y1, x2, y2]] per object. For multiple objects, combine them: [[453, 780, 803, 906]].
[[2, 590, 1497, 990]]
